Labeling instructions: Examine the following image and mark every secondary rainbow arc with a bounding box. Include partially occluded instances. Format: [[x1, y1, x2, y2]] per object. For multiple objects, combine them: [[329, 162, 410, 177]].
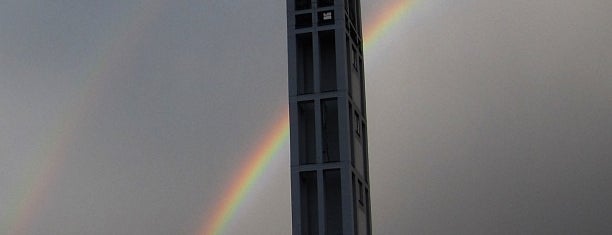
[[198, 1, 419, 235], [5, 0, 419, 234], [3, 1, 167, 234]]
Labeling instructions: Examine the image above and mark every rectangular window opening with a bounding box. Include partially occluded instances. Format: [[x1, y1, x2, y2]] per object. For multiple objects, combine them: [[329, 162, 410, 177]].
[[356, 0, 362, 32], [352, 174, 359, 235], [318, 30, 337, 92], [296, 33, 314, 94], [318, 0, 334, 7], [349, 104, 355, 166], [354, 112, 360, 137], [353, 111, 364, 175], [295, 0, 311, 10], [346, 36, 352, 98], [296, 13, 313, 29], [350, 46, 362, 110], [359, 58, 366, 111], [352, 46, 358, 69], [358, 180, 364, 206], [362, 122, 369, 180], [345, 16, 350, 30], [300, 171, 319, 235], [299, 101, 316, 164], [324, 169, 343, 234], [348, 0, 356, 22], [321, 98, 339, 162]]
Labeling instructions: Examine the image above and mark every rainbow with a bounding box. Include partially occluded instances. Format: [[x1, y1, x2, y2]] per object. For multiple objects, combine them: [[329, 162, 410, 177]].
[[197, 1, 420, 235], [364, 0, 419, 51], [196, 110, 290, 235], [3, 124, 71, 235], [3, 1, 167, 234], [4, 0, 419, 234]]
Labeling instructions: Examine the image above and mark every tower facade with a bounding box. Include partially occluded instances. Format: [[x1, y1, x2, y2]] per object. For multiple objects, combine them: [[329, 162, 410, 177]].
[[287, 0, 371, 234]]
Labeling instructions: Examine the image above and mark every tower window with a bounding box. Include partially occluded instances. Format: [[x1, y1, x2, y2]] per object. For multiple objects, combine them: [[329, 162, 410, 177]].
[[300, 171, 319, 234], [358, 180, 364, 206], [321, 98, 339, 162], [299, 101, 316, 164], [295, 0, 311, 10], [319, 30, 337, 92], [296, 33, 314, 94], [352, 47, 359, 69], [324, 169, 343, 234], [348, 0, 356, 22], [318, 0, 334, 7], [354, 112, 361, 136], [296, 13, 312, 29]]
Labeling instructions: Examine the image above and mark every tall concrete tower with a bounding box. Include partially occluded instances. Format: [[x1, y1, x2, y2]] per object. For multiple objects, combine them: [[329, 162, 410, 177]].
[[287, 0, 371, 234]]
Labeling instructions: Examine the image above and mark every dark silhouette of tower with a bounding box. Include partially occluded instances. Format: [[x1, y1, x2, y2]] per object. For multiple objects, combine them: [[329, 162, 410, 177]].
[[287, 0, 371, 234]]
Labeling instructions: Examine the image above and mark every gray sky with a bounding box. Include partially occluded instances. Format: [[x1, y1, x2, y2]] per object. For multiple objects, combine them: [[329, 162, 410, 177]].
[[1, 0, 611, 234]]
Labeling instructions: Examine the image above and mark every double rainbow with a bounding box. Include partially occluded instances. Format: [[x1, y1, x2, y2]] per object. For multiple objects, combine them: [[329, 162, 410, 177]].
[[4, 0, 419, 234], [198, 1, 420, 235]]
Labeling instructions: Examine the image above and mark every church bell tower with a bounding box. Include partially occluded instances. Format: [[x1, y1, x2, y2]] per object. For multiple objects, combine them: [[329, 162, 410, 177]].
[[287, 0, 372, 234]]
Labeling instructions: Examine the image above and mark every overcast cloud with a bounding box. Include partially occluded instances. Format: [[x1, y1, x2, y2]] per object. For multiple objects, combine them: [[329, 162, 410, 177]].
[[1, 0, 611, 234]]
